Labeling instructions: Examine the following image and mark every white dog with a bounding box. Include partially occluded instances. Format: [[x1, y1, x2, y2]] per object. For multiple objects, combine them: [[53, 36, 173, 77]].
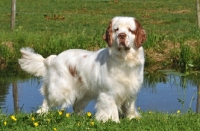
[[18, 16, 146, 122]]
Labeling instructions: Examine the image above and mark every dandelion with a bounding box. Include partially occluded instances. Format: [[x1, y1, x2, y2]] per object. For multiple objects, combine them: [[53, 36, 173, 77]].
[[177, 110, 180, 114], [87, 112, 92, 117], [31, 117, 35, 121], [33, 122, 39, 127], [58, 111, 63, 115], [136, 116, 140, 120], [53, 128, 57, 131], [4, 121, 7, 126], [90, 121, 94, 126], [10, 115, 17, 121], [77, 122, 81, 126], [66, 113, 70, 118], [47, 119, 51, 122], [138, 107, 141, 110]]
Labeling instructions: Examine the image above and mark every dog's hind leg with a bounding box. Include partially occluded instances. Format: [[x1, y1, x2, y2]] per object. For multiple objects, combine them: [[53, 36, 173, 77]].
[[73, 97, 90, 114]]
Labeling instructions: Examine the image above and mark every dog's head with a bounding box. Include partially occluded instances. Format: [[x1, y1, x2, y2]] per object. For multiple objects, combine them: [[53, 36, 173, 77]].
[[103, 16, 146, 50]]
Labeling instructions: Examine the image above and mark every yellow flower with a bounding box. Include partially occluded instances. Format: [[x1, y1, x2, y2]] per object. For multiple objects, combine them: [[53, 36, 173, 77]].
[[77, 122, 81, 126], [58, 111, 63, 115], [31, 117, 35, 121], [47, 119, 51, 122], [4, 121, 7, 126], [177, 110, 180, 114], [87, 112, 92, 117], [66, 113, 70, 118], [138, 107, 141, 110], [90, 121, 94, 126], [136, 117, 140, 121], [33, 122, 39, 127], [10, 115, 17, 121], [53, 128, 57, 131], [149, 111, 152, 114]]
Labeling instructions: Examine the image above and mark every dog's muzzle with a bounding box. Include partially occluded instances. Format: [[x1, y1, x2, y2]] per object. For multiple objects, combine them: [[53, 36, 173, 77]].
[[118, 33, 130, 50]]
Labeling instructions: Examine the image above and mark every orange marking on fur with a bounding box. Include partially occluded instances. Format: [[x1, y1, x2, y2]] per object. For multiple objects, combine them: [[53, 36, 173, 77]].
[[69, 65, 77, 77]]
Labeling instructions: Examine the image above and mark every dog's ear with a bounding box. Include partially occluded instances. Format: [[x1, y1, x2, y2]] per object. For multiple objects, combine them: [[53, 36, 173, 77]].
[[134, 19, 146, 48], [103, 20, 112, 47]]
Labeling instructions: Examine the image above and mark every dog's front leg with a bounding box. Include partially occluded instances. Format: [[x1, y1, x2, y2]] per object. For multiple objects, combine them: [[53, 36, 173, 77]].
[[122, 96, 140, 119], [36, 99, 49, 114], [95, 93, 119, 122]]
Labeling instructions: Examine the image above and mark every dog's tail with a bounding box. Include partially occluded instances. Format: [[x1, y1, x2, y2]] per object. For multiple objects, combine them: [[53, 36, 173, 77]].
[[18, 47, 56, 77]]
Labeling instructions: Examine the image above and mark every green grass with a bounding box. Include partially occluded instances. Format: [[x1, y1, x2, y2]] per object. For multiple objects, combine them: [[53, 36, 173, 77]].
[[0, 0, 200, 71], [1, 110, 200, 131]]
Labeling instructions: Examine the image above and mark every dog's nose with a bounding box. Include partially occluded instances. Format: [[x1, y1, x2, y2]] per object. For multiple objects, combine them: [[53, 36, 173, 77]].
[[118, 33, 127, 39]]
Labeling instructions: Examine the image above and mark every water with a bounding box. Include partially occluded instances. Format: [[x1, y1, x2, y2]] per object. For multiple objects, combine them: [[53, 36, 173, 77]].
[[138, 80, 197, 113], [0, 71, 199, 114]]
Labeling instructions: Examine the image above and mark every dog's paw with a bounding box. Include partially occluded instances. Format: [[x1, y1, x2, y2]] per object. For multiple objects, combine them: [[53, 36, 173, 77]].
[[95, 112, 120, 123], [126, 110, 141, 120], [36, 108, 48, 114]]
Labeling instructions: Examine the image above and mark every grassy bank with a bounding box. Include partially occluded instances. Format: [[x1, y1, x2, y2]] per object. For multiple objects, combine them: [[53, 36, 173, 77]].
[[0, 0, 200, 71], [1, 110, 200, 131]]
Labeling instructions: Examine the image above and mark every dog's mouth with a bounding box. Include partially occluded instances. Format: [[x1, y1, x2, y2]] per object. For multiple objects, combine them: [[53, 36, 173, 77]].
[[118, 42, 130, 51]]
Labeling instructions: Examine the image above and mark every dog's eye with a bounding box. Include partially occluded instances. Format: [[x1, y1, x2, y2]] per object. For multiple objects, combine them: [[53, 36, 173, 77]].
[[128, 28, 135, 34], [114, 28, 119, 32]]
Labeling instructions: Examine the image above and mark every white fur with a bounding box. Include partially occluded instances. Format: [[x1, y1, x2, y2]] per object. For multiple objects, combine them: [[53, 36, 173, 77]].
[[18, 16, 146, 122]]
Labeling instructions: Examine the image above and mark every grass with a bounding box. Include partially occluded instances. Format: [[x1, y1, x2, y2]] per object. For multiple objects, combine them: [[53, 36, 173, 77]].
[[0, 0, 200, 71], [1, 110, 200, 131]]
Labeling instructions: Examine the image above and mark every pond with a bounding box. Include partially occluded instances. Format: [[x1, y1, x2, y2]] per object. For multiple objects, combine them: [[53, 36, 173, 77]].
[[0, 70, 200, 114]]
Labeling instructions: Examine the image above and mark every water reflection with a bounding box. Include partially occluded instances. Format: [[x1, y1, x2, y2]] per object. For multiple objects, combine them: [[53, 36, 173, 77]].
[[0, 70, 200, 114], [142, 70, 200, 112], [197, 85, 200, 113], [12, 82, 19, 113], [0, 81, 9, 110]]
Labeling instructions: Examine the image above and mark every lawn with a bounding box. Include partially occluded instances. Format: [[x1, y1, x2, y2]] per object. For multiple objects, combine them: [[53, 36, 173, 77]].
[[0, 0, 200, 71], [1, 110, 200, 131]]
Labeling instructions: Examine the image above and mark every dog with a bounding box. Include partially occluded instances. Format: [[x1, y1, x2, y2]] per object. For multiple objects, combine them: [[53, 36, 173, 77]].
[[18, 16, 146, 122]]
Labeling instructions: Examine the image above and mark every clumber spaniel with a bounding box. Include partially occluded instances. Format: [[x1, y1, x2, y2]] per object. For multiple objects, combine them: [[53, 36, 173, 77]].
[[18, 16, 146, 122]]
